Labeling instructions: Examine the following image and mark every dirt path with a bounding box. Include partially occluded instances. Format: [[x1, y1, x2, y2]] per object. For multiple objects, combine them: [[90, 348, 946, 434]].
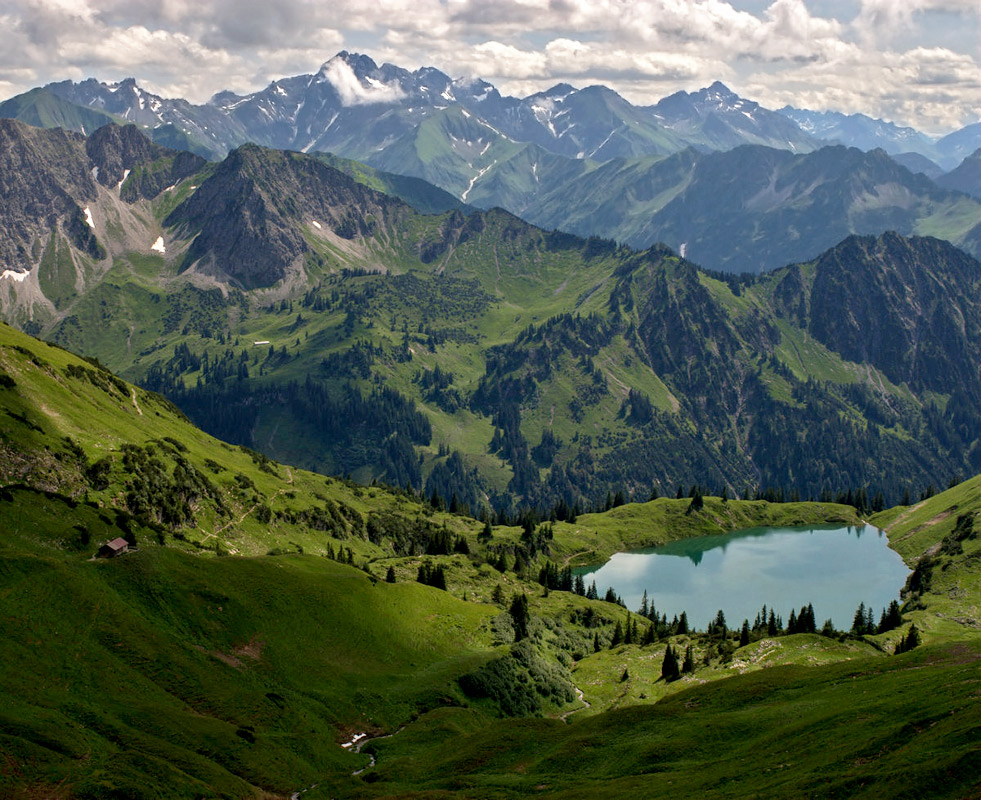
[[207, 467, 294, 540], [130, 388, 142, 416], [560, 549, 595, 568], [884, 499, 926, 532]]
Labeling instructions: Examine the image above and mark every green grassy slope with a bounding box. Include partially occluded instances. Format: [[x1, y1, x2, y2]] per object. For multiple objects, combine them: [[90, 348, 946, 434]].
[[0, 515, 495, 799], [873, 476, 981, 644], [355, 641, 981, 799], [2, 318, 981, 797]]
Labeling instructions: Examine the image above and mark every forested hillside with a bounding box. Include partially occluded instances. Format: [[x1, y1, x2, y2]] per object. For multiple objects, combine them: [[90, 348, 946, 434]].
[[1, 120, 978, 518]]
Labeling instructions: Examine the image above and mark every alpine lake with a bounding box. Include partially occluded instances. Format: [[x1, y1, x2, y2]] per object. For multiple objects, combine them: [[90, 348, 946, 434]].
[[577, 524, 911, 630]]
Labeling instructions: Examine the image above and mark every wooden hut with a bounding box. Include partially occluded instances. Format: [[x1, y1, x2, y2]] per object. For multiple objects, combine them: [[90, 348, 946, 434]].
[[97, 537, 129, 558]]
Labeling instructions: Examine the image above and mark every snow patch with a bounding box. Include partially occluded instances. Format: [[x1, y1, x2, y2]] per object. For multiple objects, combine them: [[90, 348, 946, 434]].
[[588, 129, 617, 158], [341, 733, 367, 749], [441, 88, 455, 102], [530, 99, 559, 137], [1, 268, 29, 282], [460, 108, 471, 119], [462, 161, 496, 202], [83, 207, 95, 229], [91, 166, 99, 180], [151, 236, 166, 254], [311, 220, 322, 229], [680, 242, 688, 258], [322, 57, 406, 106], [117, 168, 131, 191]]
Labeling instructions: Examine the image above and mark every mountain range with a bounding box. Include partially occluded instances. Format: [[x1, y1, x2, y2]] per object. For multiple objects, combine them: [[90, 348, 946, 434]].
[[0, 118, 978, 516], [5, 52, 975, 169], [2, 52, 978, 275]]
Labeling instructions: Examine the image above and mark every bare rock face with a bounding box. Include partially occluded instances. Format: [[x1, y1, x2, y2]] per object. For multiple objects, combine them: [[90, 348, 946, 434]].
[[85, 123, 205, 201], [0, 119, 98, 269], [790, 232, 981, 399], [0, 120, 206, 273], [164, 144, 405, 289]]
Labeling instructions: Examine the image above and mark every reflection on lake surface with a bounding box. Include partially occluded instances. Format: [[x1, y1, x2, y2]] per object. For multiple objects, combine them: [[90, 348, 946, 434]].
[[577, 525, 910, 630]]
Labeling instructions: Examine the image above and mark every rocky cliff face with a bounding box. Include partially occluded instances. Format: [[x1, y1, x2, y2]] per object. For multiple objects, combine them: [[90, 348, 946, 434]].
[[0, 120, 208, 276], [164, 144, 408, 289], [780, 232, 981, 399], [85, 123, 205, 201], [0, 120, 100, 271]]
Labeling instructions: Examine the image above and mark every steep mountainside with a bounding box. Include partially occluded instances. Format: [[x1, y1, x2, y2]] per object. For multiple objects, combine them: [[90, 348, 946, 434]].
[[0, 123, 978, 513], [0, 87, 116, 136], [164, 144, 412, 289], [509, 144, 981, 272], [937, 149, 981, 199], [773, 232, 981, 397], [778, 106, 942, 163], [3, 55, 978, 275], [650, 82, 818, 152]]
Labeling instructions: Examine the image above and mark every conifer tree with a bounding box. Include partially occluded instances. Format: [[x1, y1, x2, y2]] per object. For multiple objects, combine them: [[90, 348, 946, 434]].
[[610, 620, 624, 648], [643, 622, 656, 646], [677, 611, 689, 635], [712, 609, 727, 639], [509, 592, 530, 641], [895, 624, 920, 654], [739, 620, 750, 647], [852, 602, 868, 635], [661, 645, 680, 682], [878, 600, 903, 633], [682, 644, 695, 675]]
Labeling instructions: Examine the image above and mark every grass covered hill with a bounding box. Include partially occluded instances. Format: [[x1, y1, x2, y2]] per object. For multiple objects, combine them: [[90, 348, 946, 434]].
[[2, 318, 981, 798], [0, 120, 979, 517]]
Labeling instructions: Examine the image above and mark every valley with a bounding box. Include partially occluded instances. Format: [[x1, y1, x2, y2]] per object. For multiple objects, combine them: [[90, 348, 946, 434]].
[[1, 120, 978, 518], [0, 48, 979, 799], [1, 318, 979, 799]]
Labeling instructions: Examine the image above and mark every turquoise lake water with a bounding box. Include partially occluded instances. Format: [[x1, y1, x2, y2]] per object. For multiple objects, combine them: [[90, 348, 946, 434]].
[[577, 524, 910, 630]]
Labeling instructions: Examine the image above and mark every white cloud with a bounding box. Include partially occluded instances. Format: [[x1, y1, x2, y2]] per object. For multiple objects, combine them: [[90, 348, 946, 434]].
[[745, 44, 981, 134], [0, 0, 976, 133], [321, 56, 406, 106]]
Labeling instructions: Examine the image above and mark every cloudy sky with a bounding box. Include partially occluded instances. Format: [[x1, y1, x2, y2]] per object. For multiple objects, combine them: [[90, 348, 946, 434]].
[[1, 0, 977, 134]]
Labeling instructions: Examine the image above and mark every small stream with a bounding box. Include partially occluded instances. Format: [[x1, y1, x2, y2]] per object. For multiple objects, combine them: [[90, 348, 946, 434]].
[[289, 726, 407, 798]]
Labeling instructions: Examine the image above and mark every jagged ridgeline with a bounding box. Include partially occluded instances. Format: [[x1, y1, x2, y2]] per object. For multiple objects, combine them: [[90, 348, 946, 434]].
[[1, 119, 979, 515]]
